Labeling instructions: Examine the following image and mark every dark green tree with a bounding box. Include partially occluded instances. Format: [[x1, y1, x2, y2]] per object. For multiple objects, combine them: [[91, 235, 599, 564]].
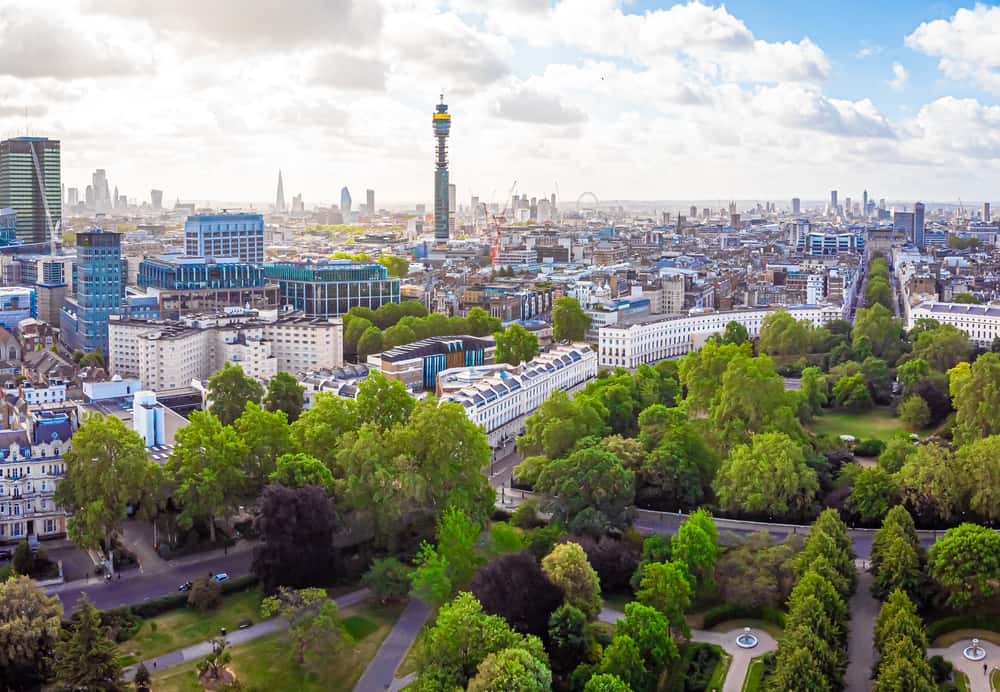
[[53, 597, 123, 691], [494, 323, 540, 365], [264, 371, 305, 422], [552, 296, 591, 342], [207, 362, 264, 426]]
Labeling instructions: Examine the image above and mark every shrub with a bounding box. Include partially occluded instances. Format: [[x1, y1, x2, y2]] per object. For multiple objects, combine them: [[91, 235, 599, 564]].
[[926, 613, 1000, 642], [701, 603, 785, 630], [566, 534, 640, 593], [127, 592, 189, 618], [853, 438, 886, 457], [12, 540, 33, 575], [187, 578, 222, 611], [512, 501, 545, 529], [363, 558, 411, 603], [929, 655, 953, 684]]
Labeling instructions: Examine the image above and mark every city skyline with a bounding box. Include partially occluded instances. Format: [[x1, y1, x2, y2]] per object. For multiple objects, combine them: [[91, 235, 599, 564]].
[[1, 1, 1000, 205]]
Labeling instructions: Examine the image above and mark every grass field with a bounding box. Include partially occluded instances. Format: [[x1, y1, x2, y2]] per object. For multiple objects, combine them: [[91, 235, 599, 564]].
[[955, 670, 970, 692], [807, 407, 905, 442], [149, 601, 403, 692], [118, 589, 264, 665], [741, 658, 765, 692]]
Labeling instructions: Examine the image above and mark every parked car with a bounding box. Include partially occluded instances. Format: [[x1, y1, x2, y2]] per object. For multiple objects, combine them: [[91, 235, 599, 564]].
[[0, 548, 11, 561], [213, 573, 230, 583], [178, 581, 193, 592], [238, 619, 253, 630]]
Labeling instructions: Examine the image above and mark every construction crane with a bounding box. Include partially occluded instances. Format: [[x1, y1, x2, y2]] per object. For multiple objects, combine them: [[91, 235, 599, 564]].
[[491, 180, 517, 269]]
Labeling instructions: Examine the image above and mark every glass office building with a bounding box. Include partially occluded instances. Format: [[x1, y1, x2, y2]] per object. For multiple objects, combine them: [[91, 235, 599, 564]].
[[0, 207, 18, 248], [138, 254, 265, 291], [264, 260, 400, 317], [0, 138, 61, 246], [60, 229, 122, 354], [184, 213, 264, 263]]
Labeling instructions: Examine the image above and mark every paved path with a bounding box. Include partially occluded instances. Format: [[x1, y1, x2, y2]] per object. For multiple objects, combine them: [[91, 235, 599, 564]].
[[354, 598, 430, 692], [599, 607, 777, 692], [124, 588, 370, 680], [928, 642, 997, 692], [845, 563, 878, 692]]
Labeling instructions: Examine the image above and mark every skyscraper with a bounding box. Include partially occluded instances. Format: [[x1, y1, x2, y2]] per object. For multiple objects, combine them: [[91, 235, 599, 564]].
[[184, 212, 265, 263], [433, 95, 452, 242], [984, 202, 991, 223], [792, 197, 801, 215], [863, 190, 869, 217], [830, 190, 838, 212], [366, 189, 375, 215], [60, 229, 122, 354], [151, 189, 163, 210], [92, 169, 109, 211], [0, 137, 62, 246], [914, 202, 926, 249], [67, 187, 79, 206], [340, 187, 352, 214], [275, 170, 286, 213]]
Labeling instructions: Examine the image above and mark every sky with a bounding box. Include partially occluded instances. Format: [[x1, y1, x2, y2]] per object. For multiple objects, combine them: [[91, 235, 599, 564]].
[[1, 0, 1000, 208]]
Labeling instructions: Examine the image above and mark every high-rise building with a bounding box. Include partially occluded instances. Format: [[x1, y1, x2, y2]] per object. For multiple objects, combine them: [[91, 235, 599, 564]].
[[366, 189, 375, 215], [91, 169, 109, 211], [830, 190, 838, 212], [151, 189, 163, 210], [340, 187, 352, 214], [264, 261, 400, 318], [791, 197, 801, 215], [184, 212, 265, 263], [0, 207, 16, 247], [433, 96, 452, 242], [275, 170, 286, 212], [85, 184, 94, 208], [67, 187, 79, 207], [448, 183, 456, 237], [0, 137, 62, 246], [984, 202, 992, 223], [914, 202, 926, 249], [863, 190, 869, 217], [60, 229, 122, 354]]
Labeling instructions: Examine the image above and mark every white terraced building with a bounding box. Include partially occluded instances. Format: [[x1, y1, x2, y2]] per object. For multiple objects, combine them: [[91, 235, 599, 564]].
[[439, 343, 597, 447], [599, 305, 844, 369], [908, 302, 1000, 347]]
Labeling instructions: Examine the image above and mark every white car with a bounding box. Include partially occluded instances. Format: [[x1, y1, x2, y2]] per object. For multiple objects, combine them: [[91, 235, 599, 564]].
[[213, 573, 230, 583]]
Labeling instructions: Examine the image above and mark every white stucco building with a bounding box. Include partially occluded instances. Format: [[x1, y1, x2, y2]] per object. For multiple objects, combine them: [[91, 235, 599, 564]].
[[908, 302, 1000, 347]]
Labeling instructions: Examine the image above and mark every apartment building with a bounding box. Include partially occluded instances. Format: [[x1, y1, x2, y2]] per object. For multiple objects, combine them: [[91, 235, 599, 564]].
[[599, 305, 843, 369], [908, 302, 1000, 347]]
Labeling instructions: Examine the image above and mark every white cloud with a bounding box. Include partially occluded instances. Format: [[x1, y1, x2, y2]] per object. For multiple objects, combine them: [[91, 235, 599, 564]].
[[888, 63, 909, 91], [494, 84, 586, 125], [307, 50, 387, 92], [855, 45, 883, 59], [906, 4, 1000, 93], [750, 85, 895, 139]]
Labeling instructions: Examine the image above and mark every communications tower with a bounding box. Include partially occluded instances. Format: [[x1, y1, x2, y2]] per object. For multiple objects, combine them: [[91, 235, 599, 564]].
[[433, 96, 451, 243]]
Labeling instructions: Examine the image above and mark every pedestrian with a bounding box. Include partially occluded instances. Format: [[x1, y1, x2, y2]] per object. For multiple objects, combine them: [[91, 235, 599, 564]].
[[224, 545, 228, 556], [117, 572, 121, 580], [153, 661, 157, 670], [985, 663, 989, 676]]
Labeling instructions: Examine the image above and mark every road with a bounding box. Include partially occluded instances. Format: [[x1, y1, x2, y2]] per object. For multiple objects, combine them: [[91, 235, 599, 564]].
[[49, 549, 254, 612]]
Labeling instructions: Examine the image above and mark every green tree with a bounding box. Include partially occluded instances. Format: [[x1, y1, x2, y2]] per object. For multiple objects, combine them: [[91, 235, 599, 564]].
[[709, 353, 802, 450], [290, 392, 357, 469], [929, 523, 1000, 610], [713, 432, 819, 518], [832, 373, 873, 412], [722, 320, 749, 345], [866, 277, 893, 310], [552, 296, 591, 342], [799, 366, 828, 418], [264, 371, 305, 422], [0, 576, 62, 690], [53, 597, 122, 691], [896, 444, 965, 523], [377, 254, 410, 278], [167, 410, 247, 543], [897, 395, 930, 430], [261, 587, 346, 669], [870, 506, 923, 602], [269, 452, 335, 492], [207, 362, 264, 426], [363, 558, 412, 603], [344, 316, 374, 355], [542, 542, 603, 620], [678, 340, 752, 415], [951, 353, 1000, 443], [616, 602, 679, 673], [356, 369, 414, 429], [847, 467, 898, 523], [234, 401, 292, 494], [465, 307, 501, 337], [910, 323, 973, 372], [535, 447, 635, 535], [758, 310, 811, 356], [598, 635, 647, 692], [12, 539, 33, 576], [853, 303, 902, 361], [494, 323, 540, 365], [467, 647, 552, 692], [636, 561, 693, 637], [548, 604, 593, 674], [414, 592, 546, 691], [958, 435, 1000, 522], [437, 506, 483, 587], [519, 389, 608, 459], [768, 630, 833, 692], [357, 325, 384, 359], [382, 323, 417, 349], [584, 674, 631, 691], [878, 437, 916, 473], [897, 358, 932, 390], [638, 423, 718, 510], [196, 637, 232, 682], [187, 577, 222, 611], [54, 413, 155, 575], [411, 542, 453, 607], [671, 509, 720, 591], [873, 590, 933, 684]]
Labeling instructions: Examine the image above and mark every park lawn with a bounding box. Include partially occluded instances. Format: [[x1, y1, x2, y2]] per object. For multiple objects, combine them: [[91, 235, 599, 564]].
[[990, 668, 999, 691], [741, 657, 765, 692], [807, 407, 905, 442], [954, 670, 970, 692], [150, 600, 403, 692], [118, 589, 264, 664]]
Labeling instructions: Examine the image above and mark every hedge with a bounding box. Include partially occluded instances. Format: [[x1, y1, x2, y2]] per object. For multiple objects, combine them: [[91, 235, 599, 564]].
[[100, 574, 260, 630], [666, 643, 727, 692], [926, 613, 1000, 642], [701, 604, 785, 630]]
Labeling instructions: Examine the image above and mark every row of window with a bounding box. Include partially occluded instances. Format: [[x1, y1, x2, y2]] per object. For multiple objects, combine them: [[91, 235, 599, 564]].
[[0, 518, 57, 536]]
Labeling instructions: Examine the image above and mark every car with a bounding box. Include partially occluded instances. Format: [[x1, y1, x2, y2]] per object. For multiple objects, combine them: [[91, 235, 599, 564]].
[[0, 548, 11, 561], [178, 581, 193, 592], [213, 573, 230, 583], [237, 619, 253, 630]]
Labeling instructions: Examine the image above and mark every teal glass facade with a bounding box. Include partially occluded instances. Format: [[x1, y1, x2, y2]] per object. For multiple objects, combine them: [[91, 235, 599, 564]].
[[264, 261, 400, 317], [60, 229, 122, 354], [138, 255, 265, 290]]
